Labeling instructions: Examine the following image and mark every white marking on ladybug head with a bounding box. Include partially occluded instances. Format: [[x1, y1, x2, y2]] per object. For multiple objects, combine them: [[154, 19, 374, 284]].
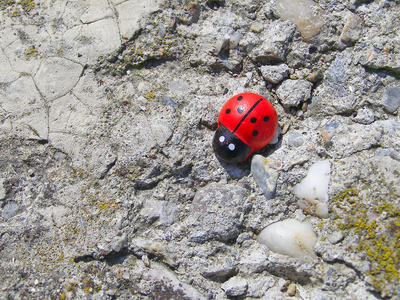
[[219, 136, 225, 143], [228, 143, 235, 151]]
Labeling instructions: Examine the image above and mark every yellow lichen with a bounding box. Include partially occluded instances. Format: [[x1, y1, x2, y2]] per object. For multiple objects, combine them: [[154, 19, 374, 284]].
[[21, 0, 34, 11], [25, 45, 38, 60], [330, 183, 400, 295]]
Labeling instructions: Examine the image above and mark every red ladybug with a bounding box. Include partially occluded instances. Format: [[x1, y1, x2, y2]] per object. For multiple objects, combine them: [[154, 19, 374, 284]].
[[212, 92, 278, 163]]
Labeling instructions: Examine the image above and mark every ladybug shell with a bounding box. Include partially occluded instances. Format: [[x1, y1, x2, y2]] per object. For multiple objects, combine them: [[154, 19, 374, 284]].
[[213, 92, 278, 163]]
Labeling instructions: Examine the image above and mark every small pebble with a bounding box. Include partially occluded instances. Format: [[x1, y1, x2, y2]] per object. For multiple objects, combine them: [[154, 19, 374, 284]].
[[142, 254, 150, 267], [2, 203, 21, 220], [53, 151, 66, 161], [288, 132, 304, 147], [257, 219, 317, 262], [276, 79, 313, 108], [250, 21, 264, 33], [27, 169, 34, 177], [112, 233, 127, 252], [321, 122, 340, 147], [158, 27, 166, 38], [278, 278, 287, 288], [251, 155, 279, 200], [383, 86, 400, 114], [306, 69, 323, 83], [229, 33, 242, 48], [260, 64, 290, 84], [168, 81, 188, 92], [214, 39, 229, 55], [327, 230, 344, 244], [236, 232, 254, 244], [293, 160, 331, 218], [354, 107, 375, 124], [0, 178, 6, 199], [287, 283, 296, 296], [221, 276, 248, 296], [340, 12, 362, 45]]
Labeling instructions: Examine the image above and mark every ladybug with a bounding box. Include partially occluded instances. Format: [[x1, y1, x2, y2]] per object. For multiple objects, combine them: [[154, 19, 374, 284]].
[[212, 92, 278, 163]]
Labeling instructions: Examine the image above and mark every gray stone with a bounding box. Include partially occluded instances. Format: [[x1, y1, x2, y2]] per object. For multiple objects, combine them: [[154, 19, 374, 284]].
[[0, 26, 19, 49], [353, 107, 375, 124], [247, 277, 275, 298], [229, 33, 242, 49], [327, 230, 344, 244], [250, 21, 264, 33], [340, 12, 362, 45], [383, 86, 400, 114], [37, 205, 71, 227], [112, 233, 127, 252], [2, 202, 21, 220], [323, 53, 353, 97], [236, 232, 254, 244], [276, 79, 312, 108], [0, 179, 5, 200], [34, 57, 83, 101], [221, 276, 248, 297], [49, 133, 116, 178], [322, 265, 356, 291], [249, 20, 296, 62], [251, 155, 279, 200], [260, 63, 290, 84], [201, 266, 239, 282], [288, 132, 304, 147]]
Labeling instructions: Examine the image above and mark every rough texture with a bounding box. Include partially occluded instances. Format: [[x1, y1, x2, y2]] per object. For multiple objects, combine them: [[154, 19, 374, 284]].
[[1, 0, 400, 299], [276, 79, 313, 108]]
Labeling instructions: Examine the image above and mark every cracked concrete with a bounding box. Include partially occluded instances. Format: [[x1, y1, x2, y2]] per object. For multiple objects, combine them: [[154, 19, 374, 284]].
[[0, 0, 163, 174]]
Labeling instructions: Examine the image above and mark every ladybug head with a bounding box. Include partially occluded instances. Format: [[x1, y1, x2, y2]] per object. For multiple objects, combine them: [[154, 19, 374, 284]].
[[212, 123, 252, 164]]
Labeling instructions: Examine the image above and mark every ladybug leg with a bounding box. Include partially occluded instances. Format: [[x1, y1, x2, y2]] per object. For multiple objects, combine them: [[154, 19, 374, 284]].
[[212, 123, 252, 164]]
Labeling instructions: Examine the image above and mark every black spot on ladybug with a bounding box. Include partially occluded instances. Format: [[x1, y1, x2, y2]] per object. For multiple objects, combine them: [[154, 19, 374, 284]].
[[237, 106, 244, 113], [252, 130, 259, 137], [237, 96, 243, 101], [263, 116, 270, 122], [226, 108, 231, 114], [250, 117, 257, 123]]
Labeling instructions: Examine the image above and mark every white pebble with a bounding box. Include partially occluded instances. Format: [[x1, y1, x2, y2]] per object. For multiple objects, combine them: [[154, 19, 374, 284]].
[[257, 219, 317, 262], [293, 160, 331, 218], [112, 233, 127, 252]]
